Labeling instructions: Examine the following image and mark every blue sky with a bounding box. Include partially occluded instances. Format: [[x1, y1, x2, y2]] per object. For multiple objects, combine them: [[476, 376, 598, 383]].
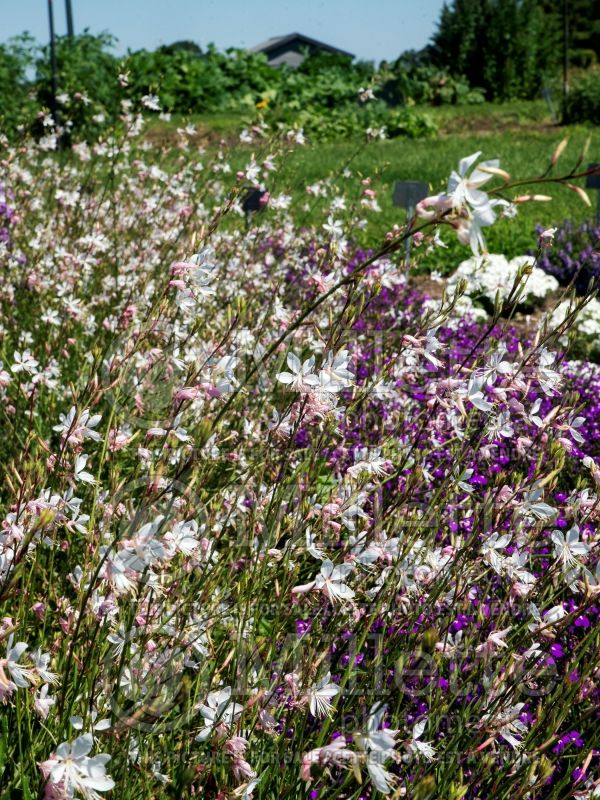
[[3, 0, 446, 64]]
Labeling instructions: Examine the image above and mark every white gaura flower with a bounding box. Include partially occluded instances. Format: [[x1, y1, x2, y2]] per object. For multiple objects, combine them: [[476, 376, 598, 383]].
[[485, 409, 514, 441], [306, 672, 340, 718], [481, 532, 512, 573], [406, 719, 436, 761], [418, 152, 508, 255], [164, 520, 201, 556], [53, 407, 102, 446], [540, 226, 557, 246], [34, 684, 55, 720], [503, 549, 536, 589], [319, 350, 354, 392], [518, 484, 557, 523], [300, 737, 355, 782], [39, 733, 115, 799], [71, 710, 111, 739], [551, 524, 589, 571], [365, 751, 396, 794], [435, 630, 464, 658], [455, 198, 510, 256], [141, 93, 161, 111], [244, 157, 261, 183], [476, 627, 511, 657], [119, 515, 167, 573], [276, 352, 319, 391], [346, 447, 392, 480], [527, 602, 566, 632], [355, 704, 400, 795], [234, 775, 261, 799], [322, 215, 343, 239], [31, 649, 58, 684], [0, 635, 35, 691], [195, 686, 243, 741], [482, 702, 528, 750], [315, 559, 355, 603], [305, 529, 326, 561], [171, 248, 218, 305], [467, 374, 493, 412], [447, 151, 500, 212], [581, 559, 600, 593], [536, 348, 562, 396], [448, 153, 512, 256], [11, 349, 39, 374], [74, 455, 96, 485], [354, 703, 398, 753], [476, 343, 513, 385], [292, 559, 355, 604]]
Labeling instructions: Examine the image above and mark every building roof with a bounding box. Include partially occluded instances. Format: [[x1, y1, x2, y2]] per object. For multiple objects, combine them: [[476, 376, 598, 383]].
[[250, 32, 354, 59]]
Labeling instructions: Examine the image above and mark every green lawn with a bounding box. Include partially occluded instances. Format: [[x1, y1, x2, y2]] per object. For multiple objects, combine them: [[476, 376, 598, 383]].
[[149, 101, 598, 270], [278, 127, 597, 269]]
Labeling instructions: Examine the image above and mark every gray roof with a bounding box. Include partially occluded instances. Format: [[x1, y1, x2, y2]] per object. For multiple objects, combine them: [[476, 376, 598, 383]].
[[250, 32, 354, 59]]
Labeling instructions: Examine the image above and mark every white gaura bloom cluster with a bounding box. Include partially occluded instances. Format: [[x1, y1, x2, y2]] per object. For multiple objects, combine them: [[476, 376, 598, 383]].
[[170, 247, 218, 310], [416, 151, 510, 255], [448, 254, 559, 305], [276, 350, 353, 394], [301, 703, 403, 795]]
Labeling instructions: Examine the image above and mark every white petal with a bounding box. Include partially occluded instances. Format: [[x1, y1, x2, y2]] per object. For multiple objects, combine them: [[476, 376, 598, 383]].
[[72, 733, 94, 759], [276, 372, 294, 384], [286, 353, 301, 372], [458, 151, 481, 176]]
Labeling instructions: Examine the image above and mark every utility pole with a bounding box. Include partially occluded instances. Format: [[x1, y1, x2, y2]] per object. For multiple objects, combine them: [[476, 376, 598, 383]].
[[47, 0, 59, 127], [65, 0, 74, 38], [563, 0, 569, 108]]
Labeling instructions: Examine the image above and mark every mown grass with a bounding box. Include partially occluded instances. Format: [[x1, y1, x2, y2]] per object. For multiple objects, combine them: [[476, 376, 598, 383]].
[[276, 127, 597, 270], [148, 101, 598, 271]]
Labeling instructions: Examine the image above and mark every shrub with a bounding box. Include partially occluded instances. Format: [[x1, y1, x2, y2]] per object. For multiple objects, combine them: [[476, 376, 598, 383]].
[[34, 31, 121, 140], [379, 61, 485, 106], [271, 103, 437, 142], [0, 34, 39, 134], [562, 70, 600, 124], [124, 45, 282, 114]]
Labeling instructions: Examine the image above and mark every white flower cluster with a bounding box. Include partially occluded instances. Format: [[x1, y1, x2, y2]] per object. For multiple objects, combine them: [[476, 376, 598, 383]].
[[448, 254, 559, 306], [546, 298, 600, 342]]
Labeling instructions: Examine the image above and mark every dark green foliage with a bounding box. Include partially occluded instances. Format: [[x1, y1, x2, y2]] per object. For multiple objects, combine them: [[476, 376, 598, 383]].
[[430, 0, 600, 100], [158, 41, 204, 57], [0, 32, 441, 143], [562, 0, 600, 65], [0, 35, 39, 134], [562, 70, 600, 123], [123, 45, 280, 114], [379, 59, 485, 106], [31, 30, 122, 141], [430, 0, 565, 100], [272, 102, 438, 142]]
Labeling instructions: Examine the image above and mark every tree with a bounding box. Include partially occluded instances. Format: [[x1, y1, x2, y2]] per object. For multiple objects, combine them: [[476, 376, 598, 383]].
[[430, 0, 565, 100], [157, 40, 203, 57], [0, 35, 39, 133]]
